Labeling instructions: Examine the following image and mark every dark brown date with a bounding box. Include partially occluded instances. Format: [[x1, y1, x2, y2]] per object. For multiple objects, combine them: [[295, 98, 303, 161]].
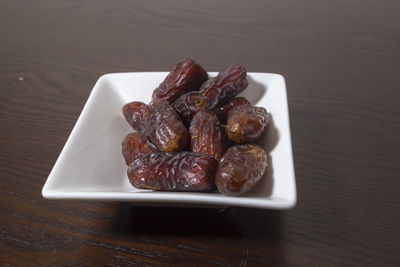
[[152, 59, 208, 103], [128, 152, 217, 191], [173, 91, 210, 126], [147, 100, 189, 152], [225, 105, 269, 143], [199, 65, 248, 108], [121, 133, 158, 165], [122, 101, 150, 133], [214, 97, 251, 123], [189, 110, 224, 161], [215, 144, 267, 196]]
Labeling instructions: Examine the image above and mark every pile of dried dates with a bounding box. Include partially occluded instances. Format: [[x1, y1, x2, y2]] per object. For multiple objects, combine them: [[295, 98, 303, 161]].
[[122, 59, 270, 196]]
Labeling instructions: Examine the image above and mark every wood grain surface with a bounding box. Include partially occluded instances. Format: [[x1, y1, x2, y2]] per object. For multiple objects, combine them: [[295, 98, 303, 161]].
[[1, 0, 400, 266]]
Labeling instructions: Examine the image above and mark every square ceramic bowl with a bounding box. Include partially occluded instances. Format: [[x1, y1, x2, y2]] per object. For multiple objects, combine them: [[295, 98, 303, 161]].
[[42, 72, 296, 209]]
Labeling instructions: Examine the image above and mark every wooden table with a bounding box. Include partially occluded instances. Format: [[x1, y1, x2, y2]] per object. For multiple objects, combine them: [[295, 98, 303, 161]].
[[1, 0, 399, 266]]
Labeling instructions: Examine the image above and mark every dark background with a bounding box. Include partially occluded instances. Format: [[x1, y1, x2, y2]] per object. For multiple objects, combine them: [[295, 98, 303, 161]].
[[1, 0, 399, 266]]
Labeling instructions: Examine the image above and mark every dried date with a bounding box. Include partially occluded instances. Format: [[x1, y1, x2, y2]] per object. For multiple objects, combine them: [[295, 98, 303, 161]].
[[147, 100, 189, 152], [152, 59, 208, 103], [189, 110, 224, 161], [199, 65, 248, 108], [122, 101, 150, 134], [214, 97, 251, 123], [225, 105, 269, 143], [173, 91, 210, 126], [128, 152, 217, 191], [121, 133, 158, 165], [215, 144, 267, 196]]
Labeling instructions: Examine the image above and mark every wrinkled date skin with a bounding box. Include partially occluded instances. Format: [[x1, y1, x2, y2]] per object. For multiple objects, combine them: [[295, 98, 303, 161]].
[[199, 65, 248, 108], [173, 91, 210, 126], [147, 100, 189, 152], [121, 133, 158, 165], [215, 144, 267, 196], [214, 97, 251, 123], [189, 110, 224, 161], [152, 59, 208, 103], [226, 105, 270, 143], [122, 101, 150, 133], [128, 152, 217, 191]]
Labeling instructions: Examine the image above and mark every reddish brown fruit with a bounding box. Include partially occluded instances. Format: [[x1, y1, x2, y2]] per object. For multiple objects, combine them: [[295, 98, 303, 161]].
[[214, 97, 251, 123], [121, 133, 158, 165], [122, 101, 150, 133], [215, 144, 267, 196], [173, 91, 211, 126], [147, 100, 189, 152], [200, 65, 248, 108], [189, 110, 224, 162], [225, 105, 269, 143], [152, 59, 208, 103], [128, 152, 217, 191]]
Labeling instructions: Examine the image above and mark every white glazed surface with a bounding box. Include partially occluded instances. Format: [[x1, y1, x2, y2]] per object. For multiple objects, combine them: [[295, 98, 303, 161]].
[[42, 72, 296, 209]]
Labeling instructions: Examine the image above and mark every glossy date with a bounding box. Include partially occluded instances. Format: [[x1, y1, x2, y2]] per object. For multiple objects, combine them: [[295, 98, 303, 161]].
[[199, 65, 248, 108], [173, 91, 210, 126], [215, 144, 267, 196], [189, 110, 224, 162], [225, 105, 269, 143], [152, 59, 208, 103], [214, 97, 251, 123], [127, 152, 217, 191], [122, 101, 150, 133], [147, 100, 189, 152], [121, 133, 158, 165]]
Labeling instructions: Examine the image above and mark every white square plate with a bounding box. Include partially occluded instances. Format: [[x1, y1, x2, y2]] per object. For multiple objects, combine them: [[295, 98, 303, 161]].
[[42, 72, 296, 209]]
